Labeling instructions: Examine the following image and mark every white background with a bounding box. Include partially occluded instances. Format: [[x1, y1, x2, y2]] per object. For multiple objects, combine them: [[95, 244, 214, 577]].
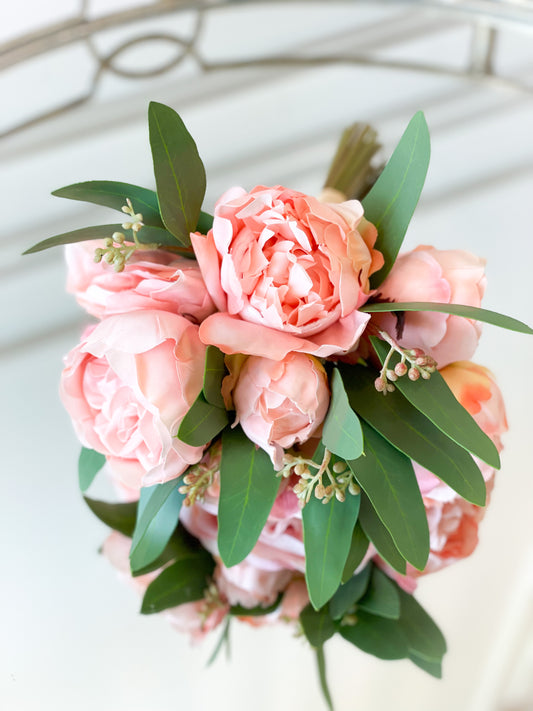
[[1, 3, 533, 710]]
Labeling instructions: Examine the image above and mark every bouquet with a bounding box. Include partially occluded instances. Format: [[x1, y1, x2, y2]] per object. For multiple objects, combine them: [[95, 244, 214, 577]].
[[25, 103, 531, 708]]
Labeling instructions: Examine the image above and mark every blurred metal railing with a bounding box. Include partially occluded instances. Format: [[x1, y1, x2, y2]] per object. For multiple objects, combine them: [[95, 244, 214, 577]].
[[2, 0, 533, 140]]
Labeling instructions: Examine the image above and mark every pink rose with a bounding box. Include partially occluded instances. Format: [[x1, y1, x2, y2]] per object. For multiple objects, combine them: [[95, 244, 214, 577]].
[[372, 246, 486, 367], [215, 560, 293, 608], [102, 531, 227, 641], [232, 353, 330, 469], [65, 241, 215, 323], [392, 361, 507, 578], [60, 310, 207, 492], [191, 185, 384, 359]]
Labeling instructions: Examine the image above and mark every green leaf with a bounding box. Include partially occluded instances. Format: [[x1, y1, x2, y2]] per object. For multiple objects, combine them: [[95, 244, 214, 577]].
[[340, 611, 408, 660], [340, 365, 486, 506], [358, 494, 406, 574], [23, 222, 181, 254], [129, 479, 186, 574], [177, 392, 229, 447], [52, 180, 164, 227], [218, 426, 281, 567], [342, 522, 370, 583], [300, 604, 336, 647], [409, 651, 442, 678], [348, 421, 429, 570], [322, 368, 364, 460], [330, 564, 371, 620], [78, 447, 105, 493], [207, 618, 231, 667], [131, 525, 202, 577], [357, 566, 400, 619], [372, 337, 500, 468], [363, 111, 430, 287], [196, 210, 214, 234], [316, 646, 334, 711], [83, 497, 137, 537], [229, 595, 282, 617], [141, 553, 215, 614], [24, 224, 127, 254], [396, 586, 447, 663], [148, 101, 206, 246], [302, 485, 360, 610], [203, 346, 227, 408], [360, 301, 533, 335]]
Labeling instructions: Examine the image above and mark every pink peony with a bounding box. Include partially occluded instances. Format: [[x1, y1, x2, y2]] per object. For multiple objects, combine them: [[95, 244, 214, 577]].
[[372, 246, 486, 367], [180, 470, 306, 611], [60, 310, 207, 492], [65, 241, 215, 323], [191, 185, 383, 359], [102, 531, 227, 641], [232, 353, 330, 470]]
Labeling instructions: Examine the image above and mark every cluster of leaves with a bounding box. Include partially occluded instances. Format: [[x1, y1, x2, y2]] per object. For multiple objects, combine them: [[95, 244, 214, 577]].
[[300, 561, 447, 710], [34, 102, 532, 711]]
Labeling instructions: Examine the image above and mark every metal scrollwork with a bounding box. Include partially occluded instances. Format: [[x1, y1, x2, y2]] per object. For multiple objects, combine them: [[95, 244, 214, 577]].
[[1, 0, 533, 140]]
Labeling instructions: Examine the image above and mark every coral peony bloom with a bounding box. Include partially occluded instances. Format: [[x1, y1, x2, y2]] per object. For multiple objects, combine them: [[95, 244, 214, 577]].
[[191, 185, 383, 359], [407, 361, 507, 576], [65, 241, 215, 323], [60, 310, 207, 492], [232, 353, 330, 469], [102, 531, 227, 641], [372, 246, 486, 367]]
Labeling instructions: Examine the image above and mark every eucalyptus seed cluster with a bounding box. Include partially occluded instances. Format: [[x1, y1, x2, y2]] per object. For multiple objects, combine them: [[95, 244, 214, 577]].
[[93, 198, 152, 272], [198, 581, 226, 626], [280, 449, 360, 507], [178, 461, 216, 507], [374, 330, 437, 395], [178, 441, 221, 507]]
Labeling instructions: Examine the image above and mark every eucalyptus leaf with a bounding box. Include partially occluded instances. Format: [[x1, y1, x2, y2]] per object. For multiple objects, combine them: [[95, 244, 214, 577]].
[[316, 646, 334, 711], [396, 586, 447, 662], [342, 522, 370, 583], [203, 346, 227, 408], [52, 180, 164, 227], [358, 494, 406, 575], [218, 426, 281, 567], [129, 479, 186, 574], [177, 392, 229, 447], [360, 301, 532, 335], [83, 497, 137, 537], [409, 651, 442, 678], [357, 566, 400, 619], [363, 112, 430, 287], [141, 553, 215, 614], [131, 525, 201, 577], [229, 595, 282, 617], [340, 611, 408, 660], [196, 210, 214, 234], [148, 101, 206, 245], [78, 447, 105, 492], [302, 485, 360, 610], [330, 564, 371, 620], [372, 337, 500, 468], [322, 368, 364, 460], [348, 420, 429, 571], [300, 604, 336, 647], [339, 365, 486, 506], [23, 222, 181, 254]]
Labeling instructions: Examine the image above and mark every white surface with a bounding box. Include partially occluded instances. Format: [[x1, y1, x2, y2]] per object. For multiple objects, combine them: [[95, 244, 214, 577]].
[[1, 4, 533, 711]]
